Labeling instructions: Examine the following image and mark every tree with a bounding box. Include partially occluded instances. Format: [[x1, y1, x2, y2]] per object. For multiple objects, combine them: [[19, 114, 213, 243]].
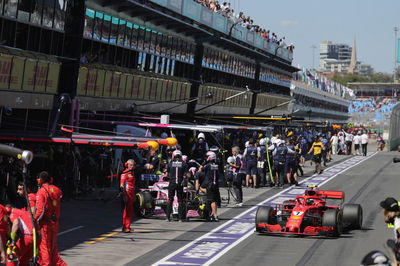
[[332, 72, 393, 86]]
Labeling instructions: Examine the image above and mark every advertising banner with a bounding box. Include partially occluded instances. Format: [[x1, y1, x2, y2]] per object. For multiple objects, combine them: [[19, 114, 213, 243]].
[[77, 67, 88, 95], [0, 55, 18, 90], [46, 62, 60, 93], [10, 56, 24, 91]]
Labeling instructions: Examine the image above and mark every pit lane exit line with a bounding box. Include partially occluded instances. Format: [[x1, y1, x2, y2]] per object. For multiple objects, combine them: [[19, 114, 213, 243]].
[[58, 226, 84, 236], [153, 152, 377, 266], [86, 231, 120, 244]]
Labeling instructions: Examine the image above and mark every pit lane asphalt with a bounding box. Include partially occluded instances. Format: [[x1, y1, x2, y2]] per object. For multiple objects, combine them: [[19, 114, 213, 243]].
[[209, 150, 399, 266], [58, 149, 395, 266]]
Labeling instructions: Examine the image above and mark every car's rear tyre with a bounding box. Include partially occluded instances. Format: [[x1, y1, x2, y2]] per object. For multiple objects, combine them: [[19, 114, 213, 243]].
[[255, 206, 274, 232], [342, 204, 363, 229], [136, 191, 154, 217], [322, 209, 343, 237]]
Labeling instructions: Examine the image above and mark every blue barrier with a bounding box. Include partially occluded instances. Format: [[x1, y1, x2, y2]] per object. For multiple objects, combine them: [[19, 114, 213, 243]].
[[167, 0, 183, 13], [213, 13, 227, 34], [183, 0, 201, 21]]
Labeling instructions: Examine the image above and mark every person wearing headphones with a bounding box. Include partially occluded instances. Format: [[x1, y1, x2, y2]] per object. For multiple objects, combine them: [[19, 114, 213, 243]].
[[191, 133, 209, 164], [380, 197, 400, 263], [120, 159, 137, 233], [34, 171, 66, 266], [199, 152, 220, 221], [166, 150, 188, 222]]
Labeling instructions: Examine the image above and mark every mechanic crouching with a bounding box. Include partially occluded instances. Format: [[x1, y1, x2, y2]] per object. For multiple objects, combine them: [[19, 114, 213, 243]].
[[166, 150, 189, 222]]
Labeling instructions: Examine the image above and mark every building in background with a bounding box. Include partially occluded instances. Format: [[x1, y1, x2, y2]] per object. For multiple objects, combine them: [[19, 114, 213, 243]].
[[319, 40, 374, 76]]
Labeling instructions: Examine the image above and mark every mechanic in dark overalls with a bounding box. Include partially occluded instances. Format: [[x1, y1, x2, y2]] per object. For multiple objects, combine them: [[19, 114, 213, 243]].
[[166, 150, 188, 222], [285, 139, 299, 186], [244, 138, 258, 188], [191, 133, 209, 164], [273, 140, 288, 188], [199, 152, 220, 221]]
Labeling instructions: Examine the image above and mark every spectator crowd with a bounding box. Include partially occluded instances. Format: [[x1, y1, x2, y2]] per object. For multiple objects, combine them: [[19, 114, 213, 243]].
[[194, 0, 295, 51]]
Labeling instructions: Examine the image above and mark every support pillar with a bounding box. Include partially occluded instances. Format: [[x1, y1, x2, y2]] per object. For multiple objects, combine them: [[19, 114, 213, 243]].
[[249, 62, 261, 115], [187, 41, 204, 116]]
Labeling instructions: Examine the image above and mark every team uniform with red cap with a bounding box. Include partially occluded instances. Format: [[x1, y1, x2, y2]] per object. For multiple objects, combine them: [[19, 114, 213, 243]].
[[34, 183, 66, 266], [120, 168, 136, 232]]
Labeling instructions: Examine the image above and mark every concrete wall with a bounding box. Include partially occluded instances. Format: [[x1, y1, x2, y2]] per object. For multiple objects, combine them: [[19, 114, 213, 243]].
[[388, 103, 400, 150]]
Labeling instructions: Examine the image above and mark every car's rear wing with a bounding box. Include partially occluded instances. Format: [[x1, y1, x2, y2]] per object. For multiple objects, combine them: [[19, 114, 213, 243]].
[[317, 190, 345, 201]]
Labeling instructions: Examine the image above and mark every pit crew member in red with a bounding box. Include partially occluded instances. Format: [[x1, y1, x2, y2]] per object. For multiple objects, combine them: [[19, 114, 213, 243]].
[[7, 207, 34, 266], [0, 204, 9, 254], [34, 171, 67, 266], [120, 159, 137, 233]]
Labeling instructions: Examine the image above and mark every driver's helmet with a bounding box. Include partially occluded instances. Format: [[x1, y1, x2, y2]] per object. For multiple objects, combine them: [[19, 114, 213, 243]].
[[306, 198, 315, 205]]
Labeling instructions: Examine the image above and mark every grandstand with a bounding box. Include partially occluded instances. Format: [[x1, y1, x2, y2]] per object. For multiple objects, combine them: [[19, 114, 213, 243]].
[[0, 0, 298, 135], [291, 68, 351, 123], [348, 83, 400, 128]]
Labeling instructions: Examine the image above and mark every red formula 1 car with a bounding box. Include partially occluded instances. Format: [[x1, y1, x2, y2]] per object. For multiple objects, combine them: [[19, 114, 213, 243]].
[[255, 186, 363, 237]]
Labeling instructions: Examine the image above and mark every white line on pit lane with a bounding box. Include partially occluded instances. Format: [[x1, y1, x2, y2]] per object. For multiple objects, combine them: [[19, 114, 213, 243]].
[[153, 152, 377, 266], [58, 226, 84, 236]]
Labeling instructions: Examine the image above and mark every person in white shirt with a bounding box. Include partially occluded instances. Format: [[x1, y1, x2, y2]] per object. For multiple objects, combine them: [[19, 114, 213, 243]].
[[343, 130, 354, 155], [361, 131, 369, 156], [330, 133, 339, 155], [353, 132, 361, 155]]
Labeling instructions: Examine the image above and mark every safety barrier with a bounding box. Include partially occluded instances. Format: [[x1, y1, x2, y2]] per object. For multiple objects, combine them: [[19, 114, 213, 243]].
[[389, 103, 400, 150]]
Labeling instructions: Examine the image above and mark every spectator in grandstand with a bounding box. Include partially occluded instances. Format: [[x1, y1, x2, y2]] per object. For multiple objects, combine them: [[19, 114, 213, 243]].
[[193, 0, 294, 51], [361, 131, 369, 156], [330, 133, 339, 155]]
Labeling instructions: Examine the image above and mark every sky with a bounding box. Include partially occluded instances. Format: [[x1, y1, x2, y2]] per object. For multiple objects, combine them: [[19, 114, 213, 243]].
[[231, 0, 400, 73]]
